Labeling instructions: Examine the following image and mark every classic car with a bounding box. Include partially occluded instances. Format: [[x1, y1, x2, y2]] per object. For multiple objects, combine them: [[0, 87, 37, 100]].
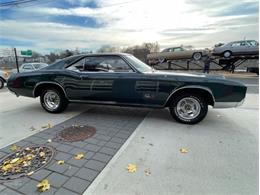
[[147, 46, 207, 64], [212, 40, 259, 58], [7, 53, 247, 124]]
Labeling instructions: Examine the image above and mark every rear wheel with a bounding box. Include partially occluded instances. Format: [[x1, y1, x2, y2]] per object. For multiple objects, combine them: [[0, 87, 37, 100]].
[[0, 78, 4, 89], [223, 50, 232, 58], [169, 93, 208, 124], [40, 88, 68, 113], [192, 52, 202, 61]]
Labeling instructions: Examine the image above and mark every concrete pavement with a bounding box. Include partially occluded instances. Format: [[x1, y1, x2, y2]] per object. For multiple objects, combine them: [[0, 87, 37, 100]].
[[0, 91, 89, 148], [84, 94, 258, 195]]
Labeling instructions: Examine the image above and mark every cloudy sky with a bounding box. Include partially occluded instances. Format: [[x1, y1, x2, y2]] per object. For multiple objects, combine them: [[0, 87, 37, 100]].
[[0, 0, 259, 53]]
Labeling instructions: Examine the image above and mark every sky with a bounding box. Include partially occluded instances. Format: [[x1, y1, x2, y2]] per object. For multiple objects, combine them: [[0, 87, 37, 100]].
[[0, 0, 259, 53]]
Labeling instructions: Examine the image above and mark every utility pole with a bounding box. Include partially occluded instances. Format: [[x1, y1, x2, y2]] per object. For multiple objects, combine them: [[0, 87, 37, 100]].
[[14, 48, 19, 73]]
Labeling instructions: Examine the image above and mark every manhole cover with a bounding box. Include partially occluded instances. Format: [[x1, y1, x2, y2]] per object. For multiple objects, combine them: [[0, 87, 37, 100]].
[[56, 125, 96, 142], [0, 146, 54, 181]]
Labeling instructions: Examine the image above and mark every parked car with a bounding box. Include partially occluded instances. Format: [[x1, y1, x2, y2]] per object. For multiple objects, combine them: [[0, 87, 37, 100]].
[[147, 46, 207, 64], [0, 69, 11, 89], [7, 53, 247, 124], [12, 63, 49, 73], [212, 40, 259, 58]]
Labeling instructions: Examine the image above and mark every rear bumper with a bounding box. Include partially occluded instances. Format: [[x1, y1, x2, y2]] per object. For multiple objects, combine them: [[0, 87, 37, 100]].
[[213, 98, 245, 108]]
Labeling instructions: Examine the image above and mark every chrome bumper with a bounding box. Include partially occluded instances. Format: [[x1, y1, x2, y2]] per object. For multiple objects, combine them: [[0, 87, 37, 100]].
[[214, 98, 245, 108]]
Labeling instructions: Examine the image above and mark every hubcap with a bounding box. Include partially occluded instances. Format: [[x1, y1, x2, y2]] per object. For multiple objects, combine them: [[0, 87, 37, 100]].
[[176, 97, 201, 120], [224, 52, 231, 57], [193, 53, 201, 60], [43, 91, 60, 110]]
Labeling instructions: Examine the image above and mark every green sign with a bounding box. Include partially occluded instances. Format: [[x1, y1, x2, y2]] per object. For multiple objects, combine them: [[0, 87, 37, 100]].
[[21, 50, 32, 56]]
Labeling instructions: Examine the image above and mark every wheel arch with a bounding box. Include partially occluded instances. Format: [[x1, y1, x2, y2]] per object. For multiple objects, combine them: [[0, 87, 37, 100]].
[[0, 76, 6, 82], [164, 86, 215, 107], [33, 82, 67, 98]]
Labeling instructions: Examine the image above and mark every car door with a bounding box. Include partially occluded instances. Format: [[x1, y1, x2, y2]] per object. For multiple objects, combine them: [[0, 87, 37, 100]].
[[232, 41, 248, 55], [64, 55, 137, 103]]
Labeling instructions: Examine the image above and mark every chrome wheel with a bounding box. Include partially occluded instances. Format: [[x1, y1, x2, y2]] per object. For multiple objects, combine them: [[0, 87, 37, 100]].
[[43, 91, 60, 111], [223, 51, 231, 58], [193, 52, 202, 61], [176, 97, 201, 120]]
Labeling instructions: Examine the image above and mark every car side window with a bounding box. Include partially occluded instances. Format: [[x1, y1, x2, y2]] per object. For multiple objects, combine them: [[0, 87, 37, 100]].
[[23, 65, 33, 70], [231, 42, 241, 47], [67, 56, 134, 73]]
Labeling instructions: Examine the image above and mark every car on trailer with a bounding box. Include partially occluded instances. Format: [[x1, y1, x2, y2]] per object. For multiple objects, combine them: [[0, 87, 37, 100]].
[[147, 46, 208, 64], [212, 40, 259, 58]]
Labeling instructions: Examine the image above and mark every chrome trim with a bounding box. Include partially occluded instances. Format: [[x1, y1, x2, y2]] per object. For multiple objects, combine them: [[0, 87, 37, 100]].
[[163, 85, 215, 106], [69, 99, 162, 108], [214, 98, 245, 108], [33, 81, 68, 98]]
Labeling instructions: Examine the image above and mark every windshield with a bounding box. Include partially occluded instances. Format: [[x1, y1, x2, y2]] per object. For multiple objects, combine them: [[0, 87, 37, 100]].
[[124, 55, 152, 73]]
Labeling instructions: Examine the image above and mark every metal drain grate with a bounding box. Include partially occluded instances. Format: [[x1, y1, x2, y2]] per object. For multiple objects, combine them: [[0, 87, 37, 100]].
[[0, 146, 54, 181], [56, 125, 96, 142]]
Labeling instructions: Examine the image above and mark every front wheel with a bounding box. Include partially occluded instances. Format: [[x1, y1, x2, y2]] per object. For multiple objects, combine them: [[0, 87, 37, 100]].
[[169, 93, 208, 124], [223, 51, 232, 58], [40, 88, 68, 113]]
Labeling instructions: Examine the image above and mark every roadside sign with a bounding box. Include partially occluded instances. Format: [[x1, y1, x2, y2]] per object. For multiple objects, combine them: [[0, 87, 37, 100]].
[[21, 50, 32, 56]]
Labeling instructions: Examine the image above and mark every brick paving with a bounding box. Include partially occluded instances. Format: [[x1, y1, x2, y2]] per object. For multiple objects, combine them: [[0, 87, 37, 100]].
[[0, 106, 148, 195]]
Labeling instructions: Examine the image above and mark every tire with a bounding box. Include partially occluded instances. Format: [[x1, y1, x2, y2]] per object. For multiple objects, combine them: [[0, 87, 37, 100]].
[[223, 51, 232, 58], [192, 52, 202, 61], [0, 78, 4, 89], [169, 93, 208, 124], [40, 88, 68, 113]]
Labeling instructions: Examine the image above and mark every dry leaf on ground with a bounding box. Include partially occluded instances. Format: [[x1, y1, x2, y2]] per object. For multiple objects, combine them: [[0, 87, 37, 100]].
[[10, 144, 18, 152], [30, 126, 36, 131], [41, 123, 52, 129], [27, 171, 34, 176], [37, 179, 50, 192], [74, 153, 84, 160], [144, 169, 151, 176], [180, 148, 188, 153], [57, 160, 65, 165], [126, 163, 137, 173]]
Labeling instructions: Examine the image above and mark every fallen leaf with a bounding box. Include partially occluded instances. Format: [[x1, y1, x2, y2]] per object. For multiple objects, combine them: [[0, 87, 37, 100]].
[[180, 148, 188, 153], [10, 144, 18, 152], [144, 169, 151, 176], [30, 126, 36, 131], [74, 153, 84, 160], [2, 163, 12, 172], [39, 152, 45, 158], [126, 163, 137, 173], [37, 179, 50, 192], [10, 158, 20, 164], [27, 171, 34, 176], [41, 123, 52, 129], [57, 160, 65, 165]]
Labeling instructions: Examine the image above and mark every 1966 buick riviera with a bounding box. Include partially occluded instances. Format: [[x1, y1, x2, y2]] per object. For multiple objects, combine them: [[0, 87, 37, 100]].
[[7, 53, 247, 124]]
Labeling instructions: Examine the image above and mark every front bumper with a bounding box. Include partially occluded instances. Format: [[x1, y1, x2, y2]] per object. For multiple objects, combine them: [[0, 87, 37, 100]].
[[213, 98, 245, 108]]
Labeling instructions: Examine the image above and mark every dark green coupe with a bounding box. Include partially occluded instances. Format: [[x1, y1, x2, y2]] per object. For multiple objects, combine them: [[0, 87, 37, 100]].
[[7, 53, 247, 124]]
